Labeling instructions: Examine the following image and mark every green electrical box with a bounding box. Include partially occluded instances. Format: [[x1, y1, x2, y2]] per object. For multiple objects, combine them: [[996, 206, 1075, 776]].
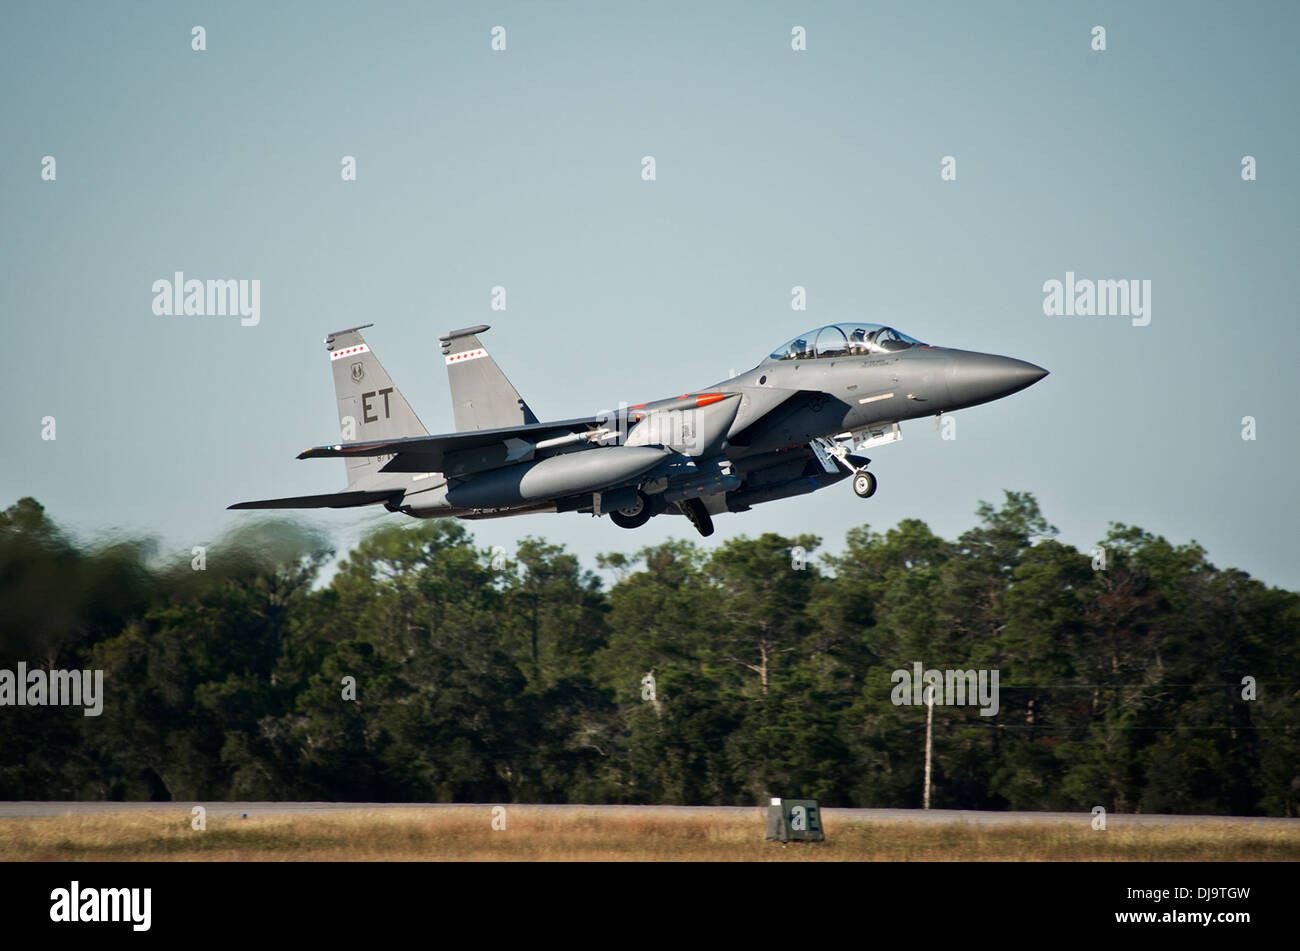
[[765, 797, 824, 842]]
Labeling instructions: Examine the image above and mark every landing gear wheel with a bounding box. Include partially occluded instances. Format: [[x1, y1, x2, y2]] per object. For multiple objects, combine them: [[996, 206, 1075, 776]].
[[679, 497, 715, 537], [609, 492, 652, 529], [852, 470, 877, 499]]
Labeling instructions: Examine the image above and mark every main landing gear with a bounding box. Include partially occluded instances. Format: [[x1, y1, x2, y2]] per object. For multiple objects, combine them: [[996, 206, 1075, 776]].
[[678, 497, 715, 537], [609, 491, 653, 529], [609, 490, 714, 537]]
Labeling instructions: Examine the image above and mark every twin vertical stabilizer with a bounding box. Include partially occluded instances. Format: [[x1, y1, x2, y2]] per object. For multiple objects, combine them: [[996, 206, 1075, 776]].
[[440, 324, 538, 431]]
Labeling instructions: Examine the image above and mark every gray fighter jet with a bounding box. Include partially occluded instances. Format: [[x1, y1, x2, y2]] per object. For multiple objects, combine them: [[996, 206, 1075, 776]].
[[230, 323, 1047, 537]]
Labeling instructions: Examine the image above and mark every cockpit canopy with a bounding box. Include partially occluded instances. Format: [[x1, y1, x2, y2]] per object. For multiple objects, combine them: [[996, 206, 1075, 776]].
[[767, 323, 926, 361]]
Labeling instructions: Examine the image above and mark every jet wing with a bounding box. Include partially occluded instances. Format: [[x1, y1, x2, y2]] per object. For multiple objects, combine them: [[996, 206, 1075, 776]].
[[296, 414, 619, 475], [228, 488, 403, 510]]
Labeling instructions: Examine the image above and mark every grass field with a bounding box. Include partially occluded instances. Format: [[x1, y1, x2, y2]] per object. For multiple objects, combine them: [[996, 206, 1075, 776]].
[[4, 807, 1299, 861]]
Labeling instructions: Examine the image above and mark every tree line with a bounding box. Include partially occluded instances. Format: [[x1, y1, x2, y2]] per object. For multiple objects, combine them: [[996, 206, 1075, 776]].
[[1, 492, 1296, 815]]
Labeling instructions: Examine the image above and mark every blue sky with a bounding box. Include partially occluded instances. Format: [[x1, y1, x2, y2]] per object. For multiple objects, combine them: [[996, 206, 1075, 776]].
[[2, 1, 1297, 587]]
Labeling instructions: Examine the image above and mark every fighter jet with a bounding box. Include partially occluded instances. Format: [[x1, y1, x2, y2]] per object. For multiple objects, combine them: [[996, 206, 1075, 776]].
[[230, 322, 1047, 537]]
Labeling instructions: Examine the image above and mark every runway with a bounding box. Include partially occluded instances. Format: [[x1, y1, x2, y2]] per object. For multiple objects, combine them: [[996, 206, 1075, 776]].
[[2, 801, 1296, 826]]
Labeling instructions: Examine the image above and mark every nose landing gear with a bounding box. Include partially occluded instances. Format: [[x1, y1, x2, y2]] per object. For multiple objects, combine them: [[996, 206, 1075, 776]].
[[852, 469, 877, 499], [810, 435, 877, 499]]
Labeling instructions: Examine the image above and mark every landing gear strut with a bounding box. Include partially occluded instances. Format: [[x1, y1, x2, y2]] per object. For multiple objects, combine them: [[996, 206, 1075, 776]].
[[811, 436, 877, 500], [852, 469, 877, 499], [679, 497, 715, 537]]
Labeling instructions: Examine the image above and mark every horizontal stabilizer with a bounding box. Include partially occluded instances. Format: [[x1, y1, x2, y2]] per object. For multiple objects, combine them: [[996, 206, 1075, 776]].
[[228, 489, 402, 510], [297, 414, 614, 469]]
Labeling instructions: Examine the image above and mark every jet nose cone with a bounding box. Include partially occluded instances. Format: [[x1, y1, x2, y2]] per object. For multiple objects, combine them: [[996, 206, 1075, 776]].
[[1011, 359, 1049, 387], [945, 352, 1049, 409]]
